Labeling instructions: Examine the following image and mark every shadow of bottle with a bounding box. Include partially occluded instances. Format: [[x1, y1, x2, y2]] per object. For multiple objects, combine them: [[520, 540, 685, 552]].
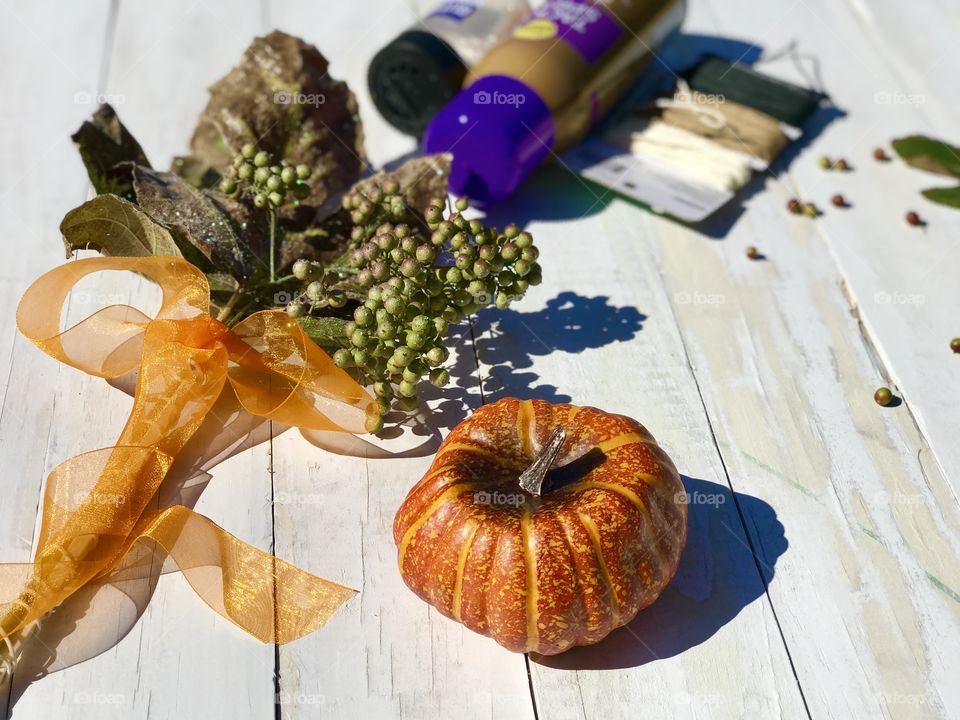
[[532, 475, 786, 670]]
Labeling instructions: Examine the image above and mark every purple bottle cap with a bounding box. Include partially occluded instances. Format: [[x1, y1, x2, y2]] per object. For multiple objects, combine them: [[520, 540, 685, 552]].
[[423, 75, 555, 206]]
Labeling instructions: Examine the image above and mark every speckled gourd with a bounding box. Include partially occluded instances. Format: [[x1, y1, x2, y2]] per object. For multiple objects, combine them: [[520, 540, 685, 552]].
[[393, 397, 688, 655]]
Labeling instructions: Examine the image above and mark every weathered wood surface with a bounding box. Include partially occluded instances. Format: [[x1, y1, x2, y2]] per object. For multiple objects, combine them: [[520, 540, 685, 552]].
[[1, 0, 958, 718]]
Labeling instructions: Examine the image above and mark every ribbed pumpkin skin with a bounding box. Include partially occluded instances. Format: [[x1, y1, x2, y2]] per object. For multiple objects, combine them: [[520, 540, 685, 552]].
[[393, 397, 687, 655]]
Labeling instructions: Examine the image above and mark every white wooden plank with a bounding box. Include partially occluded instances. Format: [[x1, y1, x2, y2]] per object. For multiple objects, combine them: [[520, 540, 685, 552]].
[[0, 0, 115, 715], [469, 182, 809, 719], [264, 4, 534, 718], [695, 0, 960, 496], [607, 2, 960, 717], [0, 0, 112, 563], [5, 2, 276, 719], [643, 203, 960, 719]]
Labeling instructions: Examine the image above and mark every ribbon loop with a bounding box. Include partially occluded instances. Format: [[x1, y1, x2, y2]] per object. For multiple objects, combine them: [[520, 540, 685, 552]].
[[2, 256, 376, 661]]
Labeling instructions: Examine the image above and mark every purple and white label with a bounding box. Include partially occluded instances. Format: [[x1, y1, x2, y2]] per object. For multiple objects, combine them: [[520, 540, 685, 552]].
[[427, 0, 479, 22], [514, 0, 623, 64]]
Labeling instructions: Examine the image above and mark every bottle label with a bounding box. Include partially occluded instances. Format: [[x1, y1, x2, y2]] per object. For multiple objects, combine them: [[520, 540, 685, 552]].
[[512, 0, 623, 63], [427, 1, 480, 21]]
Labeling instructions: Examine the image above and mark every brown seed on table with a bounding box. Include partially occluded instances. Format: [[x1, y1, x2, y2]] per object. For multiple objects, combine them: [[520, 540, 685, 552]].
[[818, 156, 831, 169], [873, 147, 888, 161], [906, 211, 921, 226], [835, 159, 850, 171], [951, 338, 960, 354], [832, 194, 846, 207], [874, 387, 894, 406], [803, 202, 818, 218], [746, 246, 760, 259], [787, 198, 802, 214]]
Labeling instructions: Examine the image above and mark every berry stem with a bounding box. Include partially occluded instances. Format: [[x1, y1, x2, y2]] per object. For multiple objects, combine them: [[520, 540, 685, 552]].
[[269, 211, 277, 283], [216, 288, 244, 323]]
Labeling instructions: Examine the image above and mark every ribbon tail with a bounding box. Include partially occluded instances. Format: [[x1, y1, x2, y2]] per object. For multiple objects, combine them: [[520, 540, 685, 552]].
[[128, 505, 355, 643]]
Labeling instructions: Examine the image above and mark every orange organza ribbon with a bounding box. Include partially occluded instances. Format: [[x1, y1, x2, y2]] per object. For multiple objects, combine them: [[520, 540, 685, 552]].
[[0, 256, 378, 658]]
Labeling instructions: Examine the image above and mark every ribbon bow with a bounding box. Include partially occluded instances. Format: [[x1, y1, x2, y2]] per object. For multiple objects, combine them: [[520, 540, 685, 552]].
[[1, 256, 378, 671]]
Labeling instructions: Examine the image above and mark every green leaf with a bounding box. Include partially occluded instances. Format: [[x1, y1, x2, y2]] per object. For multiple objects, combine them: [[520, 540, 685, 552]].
[[176, 30, 365, 223], [922, 185, 960, 209], [298, 315, 347, 344], [71, 104, 151, 197], [131, 166, 258, 280], [60, 194, 181, 258], [207, 272, 240, 293], [892, 135, 960, 178]]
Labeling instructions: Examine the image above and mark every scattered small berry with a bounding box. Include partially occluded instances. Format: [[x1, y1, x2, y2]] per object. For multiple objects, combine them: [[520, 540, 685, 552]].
[[832, 194, 846, 208], [803, 202, 818, 218], [787, 198, 802, 214], [835, 158, 850, 171], [906, 211, 922, 226], [873, 147, 888, 161], [818, 156, 831, 169], [746, 246, 761, 260], [874, 387, 894, 406], [951, 338, 960, 354]]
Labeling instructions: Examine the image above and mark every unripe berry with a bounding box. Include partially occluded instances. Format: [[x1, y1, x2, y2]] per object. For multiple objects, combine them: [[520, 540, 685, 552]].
[[384, 295, 406, 317], [350, 329, 371, 347], [306, 281, 324, 302], [398, 380, 417, 398], [392, 346, 415, 367], [376, 321, 395, 341], [255, 167, 271, 183], [354, 306, 374, 327], [520, 246, 539, 262], [351, 348, 369, 366], [501, 242, 520, 262], [238, 164, 254, 180], [266, 175, 282, 191], [410, 315, 432, 335], [268, 191, 284, 207], [400, 258, 419, 278], [296, 164, 311, 180], [425, 345, 449, 366], [292, 259, 311, 280], [515, 231, 533, 249], [430, 368, 450, 387], [285, 301, 305, 318], [333, 349, 353, 368], [241, 143, 256, 159]]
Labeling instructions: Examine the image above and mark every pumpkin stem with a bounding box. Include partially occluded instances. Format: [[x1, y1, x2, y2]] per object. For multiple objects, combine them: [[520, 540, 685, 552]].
[[518, 425, 566, 497]]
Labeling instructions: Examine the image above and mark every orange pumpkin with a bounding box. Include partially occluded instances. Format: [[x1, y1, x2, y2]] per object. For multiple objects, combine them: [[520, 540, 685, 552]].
[[393, 397, 687, 655]]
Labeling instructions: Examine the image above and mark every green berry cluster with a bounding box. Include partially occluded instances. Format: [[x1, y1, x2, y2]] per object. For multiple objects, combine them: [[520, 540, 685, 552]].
[[219, 143, 312, 209], [285, 186, 541, 416]]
